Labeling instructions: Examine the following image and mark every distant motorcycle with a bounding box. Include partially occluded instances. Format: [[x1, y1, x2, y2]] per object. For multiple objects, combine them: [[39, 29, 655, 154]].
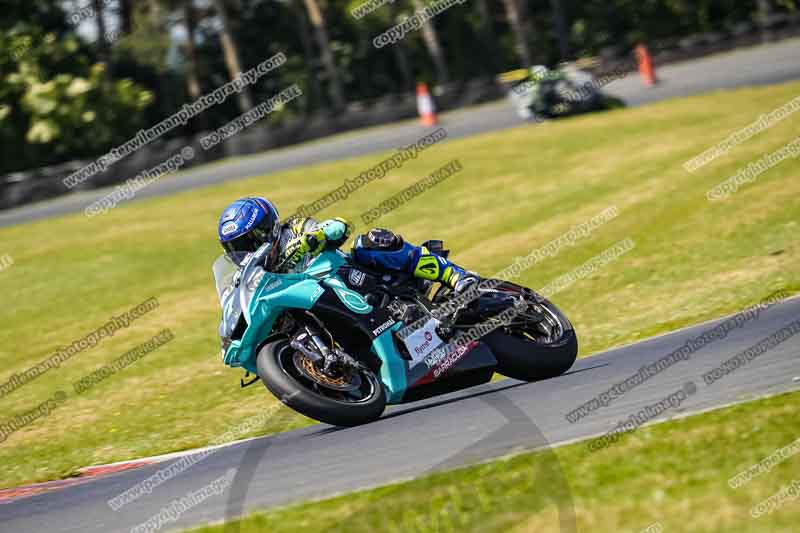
[[508, 65, 625, 121], [213, 240, 578, 426]]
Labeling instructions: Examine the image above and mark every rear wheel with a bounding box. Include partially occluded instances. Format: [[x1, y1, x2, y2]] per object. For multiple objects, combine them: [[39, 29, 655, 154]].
[[257, 340, 386, 427], [484, 298, 578, 381]]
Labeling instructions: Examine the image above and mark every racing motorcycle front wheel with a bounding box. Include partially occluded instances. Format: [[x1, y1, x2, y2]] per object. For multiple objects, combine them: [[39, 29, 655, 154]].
[[256, 339, 386, 427]]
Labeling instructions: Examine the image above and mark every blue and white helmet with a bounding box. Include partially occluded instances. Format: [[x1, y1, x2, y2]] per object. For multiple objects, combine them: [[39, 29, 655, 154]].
[[218, 197, 280, 260]]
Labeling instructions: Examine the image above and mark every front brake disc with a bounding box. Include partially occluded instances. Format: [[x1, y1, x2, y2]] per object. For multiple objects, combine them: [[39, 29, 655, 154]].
[[293, 352, 361, 392]]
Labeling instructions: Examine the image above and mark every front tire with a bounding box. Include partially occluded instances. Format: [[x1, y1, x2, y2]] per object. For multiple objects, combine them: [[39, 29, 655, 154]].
[[257, 340, 386, 427]]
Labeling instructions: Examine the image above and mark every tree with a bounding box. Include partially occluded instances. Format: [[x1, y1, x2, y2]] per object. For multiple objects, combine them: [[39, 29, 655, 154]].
[[112, 0, 173, 72], [93, 0, 111, 67], [549, 0, 571, 61], [388, 0, 414, 91], [212, 0, 254, 112], [182, 0, 203, 100], [0, 26, 153, 173], [412, 0, 450, 83], [501, 0, 532, 67], [119, 0, 134, 35], [303, 0, 346, 110], [475, 0, 498, 76], [291, 0, 323, 112]]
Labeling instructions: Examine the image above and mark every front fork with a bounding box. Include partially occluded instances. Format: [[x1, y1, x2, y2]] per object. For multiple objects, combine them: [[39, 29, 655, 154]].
[[289, 318, 359, 375]]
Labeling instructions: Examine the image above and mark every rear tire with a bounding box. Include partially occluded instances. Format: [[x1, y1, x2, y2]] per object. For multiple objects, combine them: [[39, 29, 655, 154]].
[[485, 329, 578, 381], [257, 340, 386, 427], [483, 298, 578, 381]]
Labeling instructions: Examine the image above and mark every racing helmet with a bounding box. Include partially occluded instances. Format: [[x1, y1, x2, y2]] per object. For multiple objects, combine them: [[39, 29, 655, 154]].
[[217, 197, 280, 261]]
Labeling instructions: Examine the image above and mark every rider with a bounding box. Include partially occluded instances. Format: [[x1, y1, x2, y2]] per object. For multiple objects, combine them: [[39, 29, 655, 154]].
[[217, 197, 479, 295]]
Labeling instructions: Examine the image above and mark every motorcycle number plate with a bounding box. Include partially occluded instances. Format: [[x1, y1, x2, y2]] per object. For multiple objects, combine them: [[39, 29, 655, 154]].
[[402, 318, 444, 364]]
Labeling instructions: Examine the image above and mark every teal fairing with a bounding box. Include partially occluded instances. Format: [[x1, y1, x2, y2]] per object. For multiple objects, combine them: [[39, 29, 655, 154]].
[[213, 246, 410, 401]]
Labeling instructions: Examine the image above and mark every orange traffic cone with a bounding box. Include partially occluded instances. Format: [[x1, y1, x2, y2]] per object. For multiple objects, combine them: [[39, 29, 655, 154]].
[[635, 44, 657, 87], [416, 82, 437, 126]]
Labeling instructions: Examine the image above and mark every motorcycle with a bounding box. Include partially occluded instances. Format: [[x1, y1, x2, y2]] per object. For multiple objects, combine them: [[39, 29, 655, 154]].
[[507, 65, 625, 121], [213, 240, 578, 427]]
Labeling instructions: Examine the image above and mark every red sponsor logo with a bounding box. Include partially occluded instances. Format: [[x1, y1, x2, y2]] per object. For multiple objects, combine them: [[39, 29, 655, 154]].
[[432, 341, 477, 378]]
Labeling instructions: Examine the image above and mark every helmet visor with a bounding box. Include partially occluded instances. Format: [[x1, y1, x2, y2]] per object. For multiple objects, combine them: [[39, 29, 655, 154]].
[[222, 221, 280, 262], [222, 233, 263, 260]]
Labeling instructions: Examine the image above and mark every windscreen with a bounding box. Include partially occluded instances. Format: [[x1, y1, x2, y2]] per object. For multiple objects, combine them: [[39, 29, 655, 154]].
[[212, 252, 250, 303]]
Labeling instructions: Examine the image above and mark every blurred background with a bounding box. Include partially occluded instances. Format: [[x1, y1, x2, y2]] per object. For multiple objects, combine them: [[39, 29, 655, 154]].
[[2, 0, 800, 209]]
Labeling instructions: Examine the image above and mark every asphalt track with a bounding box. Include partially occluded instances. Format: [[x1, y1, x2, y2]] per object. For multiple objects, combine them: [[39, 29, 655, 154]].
[[1, 296, 799, 532], [1, 37, 799, 228]]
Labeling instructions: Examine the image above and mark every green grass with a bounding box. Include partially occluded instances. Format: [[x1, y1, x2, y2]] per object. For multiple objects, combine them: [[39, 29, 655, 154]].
[[187, 391, 800, 533], [1, 80, 799, 489]]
